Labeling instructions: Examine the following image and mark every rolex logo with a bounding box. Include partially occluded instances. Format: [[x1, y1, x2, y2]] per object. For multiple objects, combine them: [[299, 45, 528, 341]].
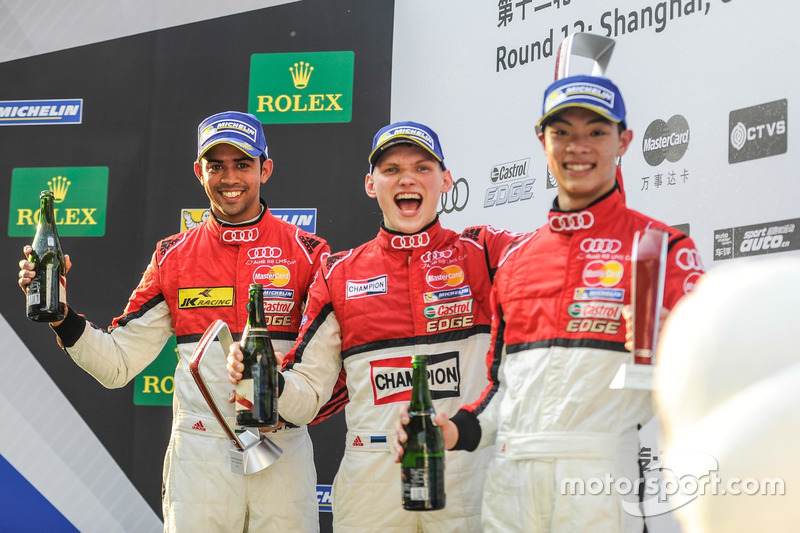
[[290, 61, 314, 89], [48, 176, 71, 203]]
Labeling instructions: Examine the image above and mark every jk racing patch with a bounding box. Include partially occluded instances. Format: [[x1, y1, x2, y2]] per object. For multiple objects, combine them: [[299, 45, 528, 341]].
[[178, 287, 235, 309]]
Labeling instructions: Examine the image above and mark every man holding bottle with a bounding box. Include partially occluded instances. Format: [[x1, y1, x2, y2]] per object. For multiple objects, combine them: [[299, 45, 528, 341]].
[[228, 121, 519, 532], [395, 75, 706, 532], [18, 111, 329, 532]]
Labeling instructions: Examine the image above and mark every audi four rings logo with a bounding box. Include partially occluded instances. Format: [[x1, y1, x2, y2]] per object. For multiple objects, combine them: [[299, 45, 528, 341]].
[[549, 212, 594, 232], [222, 228, 259, 242], [391, 232, 431, 249], [247, 246, 282, 259], [580, 238, 622, 254], [675, 249, 704, 271], [420, 249, 453, 263], [439, 178, 469, 214]]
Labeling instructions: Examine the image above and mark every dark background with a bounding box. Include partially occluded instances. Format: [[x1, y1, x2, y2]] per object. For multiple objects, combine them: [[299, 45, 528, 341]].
[[0, 1, 394, 530]]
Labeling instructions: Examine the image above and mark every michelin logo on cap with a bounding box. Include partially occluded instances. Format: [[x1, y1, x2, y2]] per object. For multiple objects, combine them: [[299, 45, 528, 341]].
[[200, 119, 258, 145], [545, 82, 615, 114], [376, 126, 436, 152]]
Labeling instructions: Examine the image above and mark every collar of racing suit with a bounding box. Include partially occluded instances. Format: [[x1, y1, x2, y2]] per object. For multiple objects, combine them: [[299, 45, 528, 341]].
[[547, 169, 625, 236], [204, 198, 274, 245], [376, 217, 444, 251]]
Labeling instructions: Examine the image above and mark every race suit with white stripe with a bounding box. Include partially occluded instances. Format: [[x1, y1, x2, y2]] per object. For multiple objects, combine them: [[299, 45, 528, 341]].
[[51, 202, 328, 532], [451, 175, 705, 532], [277, 219, 518, 532]]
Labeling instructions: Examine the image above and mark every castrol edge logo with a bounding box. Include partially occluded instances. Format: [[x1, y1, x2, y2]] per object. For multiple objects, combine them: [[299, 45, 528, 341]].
[[263, 299, 295, 315], [370, 352, 461, 405], [567, 301, 623, 320], [426, 265, 465, 289], [582, 260, 624, 287], [423, 298, 473, 319], [253, 265, 291, 287]]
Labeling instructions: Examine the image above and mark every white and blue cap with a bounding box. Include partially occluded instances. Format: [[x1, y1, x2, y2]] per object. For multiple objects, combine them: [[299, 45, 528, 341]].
[[537, 75, 626, 129], [197, 111, 268, 160], [368, 121, 446, 171]]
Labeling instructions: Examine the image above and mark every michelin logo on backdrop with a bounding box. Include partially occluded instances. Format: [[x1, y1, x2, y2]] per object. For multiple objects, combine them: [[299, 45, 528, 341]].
[[0, 99, 83, 125], [728, 99, 787, 164]]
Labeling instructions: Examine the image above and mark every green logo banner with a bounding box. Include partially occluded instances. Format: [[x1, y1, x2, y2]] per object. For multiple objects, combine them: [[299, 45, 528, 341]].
[[8, 166, 108, 237], [134, 335, 179, 406], [249, 51, 354, 124]]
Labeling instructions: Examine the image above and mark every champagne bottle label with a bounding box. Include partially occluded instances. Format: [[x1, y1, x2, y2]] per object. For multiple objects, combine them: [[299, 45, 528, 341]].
[[235, 377, 256, 414]]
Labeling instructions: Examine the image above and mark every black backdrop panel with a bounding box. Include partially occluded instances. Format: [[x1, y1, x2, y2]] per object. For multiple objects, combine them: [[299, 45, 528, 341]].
[[0, 0, 394, 528]]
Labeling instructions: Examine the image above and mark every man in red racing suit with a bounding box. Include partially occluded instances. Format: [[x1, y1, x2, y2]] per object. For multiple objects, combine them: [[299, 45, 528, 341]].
[[19, 111, 328, 532], [229, 121, 519, 532], [412, 76, 705, 532]]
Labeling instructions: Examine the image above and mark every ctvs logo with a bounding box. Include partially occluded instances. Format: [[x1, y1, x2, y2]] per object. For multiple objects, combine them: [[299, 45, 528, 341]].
[[728, 99, 787, 164]]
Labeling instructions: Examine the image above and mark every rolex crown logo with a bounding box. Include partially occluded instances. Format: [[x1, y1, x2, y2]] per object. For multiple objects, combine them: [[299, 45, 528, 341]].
[[48, 175, 71, 203], [290, 61, 314, 89]]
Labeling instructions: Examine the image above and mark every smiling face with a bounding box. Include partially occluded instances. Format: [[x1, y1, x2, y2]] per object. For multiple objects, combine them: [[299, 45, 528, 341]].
[[365, 143, 453, 234], [539, 106, 633, 211], [194, 143, 272, 223]]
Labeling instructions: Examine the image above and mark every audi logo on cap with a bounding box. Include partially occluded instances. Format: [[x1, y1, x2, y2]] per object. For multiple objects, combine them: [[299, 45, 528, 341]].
[[675, 248, 704, 271], [549, 212, 594, 232], [580, 238, 622, 254], [391, 232, 431, 249], [247, 246, 282, 259], [439, 178, 469, 214], [222, 228, 259, 243]]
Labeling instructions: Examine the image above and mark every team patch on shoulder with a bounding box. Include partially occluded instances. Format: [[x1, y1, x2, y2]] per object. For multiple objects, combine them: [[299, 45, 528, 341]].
[[460, 227, 483, 243], [158, 235, 184, 260], [298, 234, 323, 256], [326, 251, 348, 270]]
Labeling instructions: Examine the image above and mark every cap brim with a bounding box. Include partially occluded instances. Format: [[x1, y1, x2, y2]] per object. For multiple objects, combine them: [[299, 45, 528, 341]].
[[197, 138, 263, 160], [537, 103, 623, 128], [369, 137, 443, 167]]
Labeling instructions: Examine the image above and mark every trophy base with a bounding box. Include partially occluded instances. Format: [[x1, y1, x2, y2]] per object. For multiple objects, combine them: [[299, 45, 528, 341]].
[[229, 428, 283, 476], [609, 363, 656, 391]]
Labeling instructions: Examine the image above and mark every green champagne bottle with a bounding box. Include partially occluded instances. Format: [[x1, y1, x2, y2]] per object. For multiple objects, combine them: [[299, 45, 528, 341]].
[[234, 284, 279, 427], [26, 190, 66, 322], [401, 354, 446, 510]]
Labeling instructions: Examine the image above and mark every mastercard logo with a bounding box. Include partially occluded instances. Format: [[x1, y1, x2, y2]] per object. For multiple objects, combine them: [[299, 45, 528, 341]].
[[582, 260, 624, 288], [426, 265, 465, 289], [254, 265, 291, 287]]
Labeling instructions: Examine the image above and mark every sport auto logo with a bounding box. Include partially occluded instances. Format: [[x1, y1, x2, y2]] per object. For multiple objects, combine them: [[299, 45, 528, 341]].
[[550, 212, 594, 232], [439, 178, 469, 214], [642, 115, 690, 167]]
